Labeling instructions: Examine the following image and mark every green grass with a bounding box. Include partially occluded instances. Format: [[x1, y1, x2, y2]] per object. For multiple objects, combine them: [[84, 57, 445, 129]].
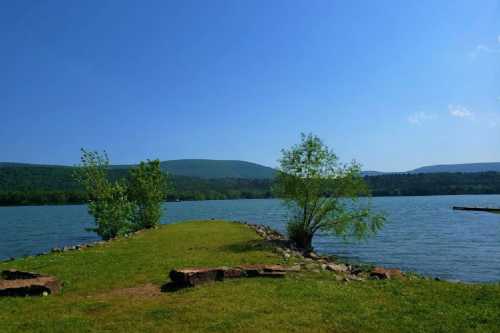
[[1, 221, 499, 333]]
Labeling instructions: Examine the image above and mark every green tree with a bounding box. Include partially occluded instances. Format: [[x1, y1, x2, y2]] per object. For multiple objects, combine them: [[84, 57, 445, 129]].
[[128, 160, 168, 229], [273, 133, 384, 250], [75, 149, 135, 240]]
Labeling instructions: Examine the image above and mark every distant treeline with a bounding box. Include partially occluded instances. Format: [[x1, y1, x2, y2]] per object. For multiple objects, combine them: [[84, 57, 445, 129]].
[[364, 172, 500, 196], [1, 165, 500, 206], [0, 166, 272, 206]]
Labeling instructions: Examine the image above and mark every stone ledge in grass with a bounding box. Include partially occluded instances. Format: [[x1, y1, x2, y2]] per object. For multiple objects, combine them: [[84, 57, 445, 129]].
[[0, 269, 61, 297], [168, 265, 297, 288]]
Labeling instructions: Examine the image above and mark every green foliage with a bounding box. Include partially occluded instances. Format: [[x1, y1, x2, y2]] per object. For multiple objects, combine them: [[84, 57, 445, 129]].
[[128, 160, 167, 229], [274, 133, 384, 249], [87, 181, 136, 240], [0, 164, 273, 205], [75, 151, 169, 239], [75, 149, 136, 240]]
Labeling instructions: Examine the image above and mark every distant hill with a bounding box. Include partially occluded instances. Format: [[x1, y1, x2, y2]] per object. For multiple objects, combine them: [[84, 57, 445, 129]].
[[0, 161, 275, 205], [158, 159, 276, 179], [0, 159, 277, 180], [3, 160, 500, 178], [361, 171, 386, 177], [408, 162, 500, 174], [361, 162, 500, 175], [0, 162, 71, 168]]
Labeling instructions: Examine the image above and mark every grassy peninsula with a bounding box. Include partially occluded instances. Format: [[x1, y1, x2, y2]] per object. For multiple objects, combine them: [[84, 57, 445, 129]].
[[0, 221, 499, 333]]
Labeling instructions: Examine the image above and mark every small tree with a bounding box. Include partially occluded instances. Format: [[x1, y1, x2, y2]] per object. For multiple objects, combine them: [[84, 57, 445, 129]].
[[273, 133, 384, 250], [75, 149, 135, 240], [128, 160, 167, 229]]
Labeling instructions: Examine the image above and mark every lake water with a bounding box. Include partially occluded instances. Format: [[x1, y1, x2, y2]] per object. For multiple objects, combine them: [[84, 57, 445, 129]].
[[1, 195, 500, 283]]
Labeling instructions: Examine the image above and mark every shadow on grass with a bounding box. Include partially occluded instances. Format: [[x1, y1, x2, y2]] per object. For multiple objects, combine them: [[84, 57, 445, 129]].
[[161, 282, 189, 293], [220, 239, 291, 254]]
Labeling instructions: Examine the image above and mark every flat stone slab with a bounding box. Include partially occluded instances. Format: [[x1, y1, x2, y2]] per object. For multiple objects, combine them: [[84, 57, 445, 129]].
[[169, 268, 224, 287], [0, 270, 61, 296], [169, 265, 292, 287], [237, 264, 288, 277]]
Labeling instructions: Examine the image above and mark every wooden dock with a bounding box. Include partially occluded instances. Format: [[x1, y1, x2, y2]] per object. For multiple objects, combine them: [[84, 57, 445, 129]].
[[452, 206, 500, 213]]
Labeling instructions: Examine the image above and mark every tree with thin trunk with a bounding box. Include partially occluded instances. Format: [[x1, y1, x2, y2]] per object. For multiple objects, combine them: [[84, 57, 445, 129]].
[[128, 159, 167, 229], [74, 149, 135, 240], [273, 133, 384, 250]]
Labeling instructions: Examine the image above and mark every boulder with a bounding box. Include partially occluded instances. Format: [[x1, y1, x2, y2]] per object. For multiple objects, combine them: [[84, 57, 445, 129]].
[[168, 264, 292, 288], [306, 252, 320, 260], [325, 263, 349, 273], [169, 268, 224, 287], [370, 267, 403, 280], [0, 270, 61, 297]]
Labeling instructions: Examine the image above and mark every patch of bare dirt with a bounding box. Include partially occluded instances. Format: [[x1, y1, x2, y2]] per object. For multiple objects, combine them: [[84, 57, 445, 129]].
[[94, 283, 162, 299]]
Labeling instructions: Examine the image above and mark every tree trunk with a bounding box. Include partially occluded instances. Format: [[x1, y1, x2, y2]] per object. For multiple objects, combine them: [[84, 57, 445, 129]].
[[293, 230, 313, 251]]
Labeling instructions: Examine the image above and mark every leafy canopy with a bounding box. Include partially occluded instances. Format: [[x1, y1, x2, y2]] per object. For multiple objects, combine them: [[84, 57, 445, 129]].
[[75, 149, 167, 240], [128, 159, 168, 229], [273, 133, 384, 249]]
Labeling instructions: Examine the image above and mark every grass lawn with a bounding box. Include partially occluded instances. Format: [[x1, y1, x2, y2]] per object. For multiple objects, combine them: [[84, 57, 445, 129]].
[[1, 220, 499, 333]]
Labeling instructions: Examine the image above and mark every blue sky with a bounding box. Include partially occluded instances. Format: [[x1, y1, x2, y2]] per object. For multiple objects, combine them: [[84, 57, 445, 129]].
[[1, 0, 499, 171]]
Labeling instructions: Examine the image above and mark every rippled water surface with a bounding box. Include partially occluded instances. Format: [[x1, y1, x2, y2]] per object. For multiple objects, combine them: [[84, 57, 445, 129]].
[[1, 195, 499, 282]]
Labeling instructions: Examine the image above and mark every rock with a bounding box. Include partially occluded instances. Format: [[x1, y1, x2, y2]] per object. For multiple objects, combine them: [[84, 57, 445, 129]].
[[303, 263, 320, 271], [307, 252, 320, 260], [168, 264, 292, 288], [169, 268, 224, 287], [238, 265, 287, 278], [350, 266, 366, 275], [325, 263, 349, 273], [346, 274, 365, 282], [370, 267, 403, 280], [0, 270, 61, 297], [219, 267, 243, 279], [320, 264, 328, 271], [275, 247, 286, 255]]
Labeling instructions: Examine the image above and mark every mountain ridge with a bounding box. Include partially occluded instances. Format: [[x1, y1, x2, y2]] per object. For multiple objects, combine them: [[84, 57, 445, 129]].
[[2, 160, 500, 179], [0, 159, 276, 179]]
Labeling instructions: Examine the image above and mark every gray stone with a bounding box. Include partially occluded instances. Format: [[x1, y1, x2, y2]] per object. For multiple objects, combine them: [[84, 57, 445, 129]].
[[325, 263, 349, 273]]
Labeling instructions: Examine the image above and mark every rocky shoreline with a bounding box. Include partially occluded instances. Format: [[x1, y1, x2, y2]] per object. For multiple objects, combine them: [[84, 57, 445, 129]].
[[0, 229, 147, 263], [242, 222, 405, 281]]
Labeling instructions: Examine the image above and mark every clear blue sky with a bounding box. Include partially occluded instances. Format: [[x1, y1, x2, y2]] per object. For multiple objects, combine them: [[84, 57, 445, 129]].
[[1, 0, 499, 171]]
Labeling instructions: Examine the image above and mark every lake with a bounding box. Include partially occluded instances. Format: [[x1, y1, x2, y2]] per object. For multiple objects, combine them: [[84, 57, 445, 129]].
[[1, 195, 499, 283]]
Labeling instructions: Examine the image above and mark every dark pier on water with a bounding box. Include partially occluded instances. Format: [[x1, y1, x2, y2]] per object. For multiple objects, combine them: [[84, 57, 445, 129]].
[[453, 206, 500, 213]]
